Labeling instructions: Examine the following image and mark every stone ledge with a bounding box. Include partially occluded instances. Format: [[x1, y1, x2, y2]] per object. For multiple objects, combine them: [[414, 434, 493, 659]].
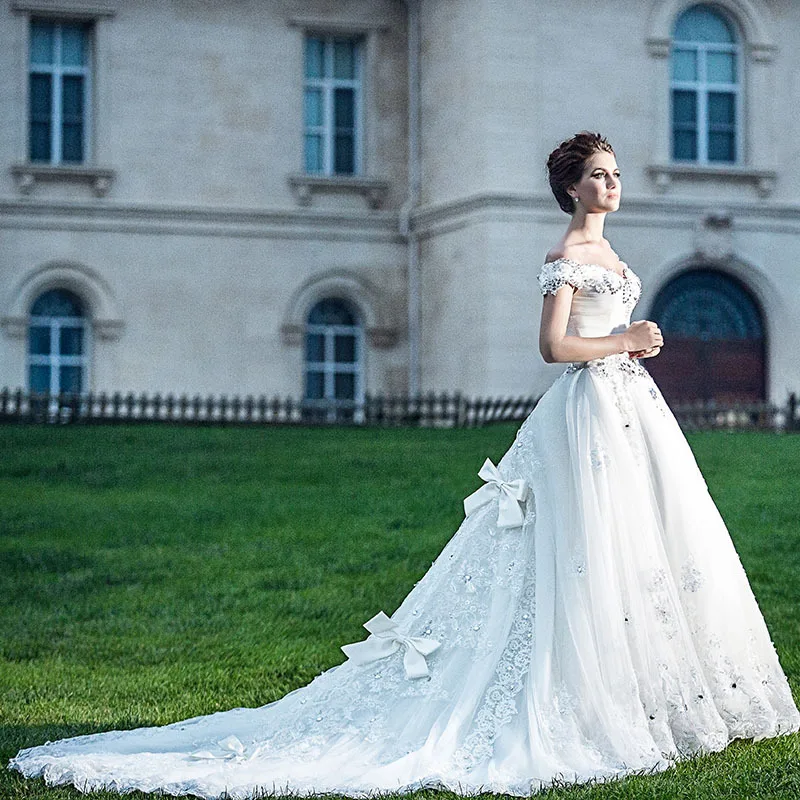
[[11, 0, 116, 17], [280, 323, 399, 348], [12, 163, 115, 197], [647, 163, 777, 198], [288, 173, 389, 210]]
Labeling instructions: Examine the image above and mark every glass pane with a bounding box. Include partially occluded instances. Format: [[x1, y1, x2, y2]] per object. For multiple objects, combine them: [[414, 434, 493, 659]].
[[304, 134, 323, 172], [30, 121, 51, 162], [334, 88, 354, 128], [62, 75, 83, 118], [308, 298, 354, 325], [708, 131, 735, 162], [708, 92, 735, 125], [60, 326, 83, 356], [31, 289, 83, 317], [62, 124, 83, 162], [59, 365, 82, 393], [29, 326, 51, 355], [673, 6, 734, 43], [334, 334, 356, 363], [304, 88, 323, 127], [29, 73, 52, 161], [305, 371, 324, 400], [61, 24, 87, 67], [706, 51, 735, 84], [333, 39, 356, 79], [673, 130, 697, 160], [30, 21, 54, 64], [305, 332, 324, 362], [671, 49, 697, 81], [672, 89, 697, 124], [29, 364, 51, 393], [334, 372, 355, 400], [304, 36, 324, 79], [334, 133, 355, 174]]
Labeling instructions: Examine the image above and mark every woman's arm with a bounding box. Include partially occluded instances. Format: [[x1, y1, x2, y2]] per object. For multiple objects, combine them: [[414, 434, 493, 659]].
[[539, 286, 663, 363]]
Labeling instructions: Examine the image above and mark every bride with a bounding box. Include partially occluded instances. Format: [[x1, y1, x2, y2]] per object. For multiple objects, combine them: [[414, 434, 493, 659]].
[[9, 132, 799, 798]]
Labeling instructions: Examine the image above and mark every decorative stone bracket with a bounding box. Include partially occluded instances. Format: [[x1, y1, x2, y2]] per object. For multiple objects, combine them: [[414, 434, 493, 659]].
[[287, 173, 389, 209], [647, 163, 776, 198], [12, 164, 116, 197]]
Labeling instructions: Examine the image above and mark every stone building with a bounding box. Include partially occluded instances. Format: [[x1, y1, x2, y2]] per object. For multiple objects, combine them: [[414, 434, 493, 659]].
[[1, 0, 798, 413]]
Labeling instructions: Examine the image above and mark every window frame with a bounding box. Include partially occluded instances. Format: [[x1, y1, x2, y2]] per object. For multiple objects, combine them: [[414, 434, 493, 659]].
[[303, 33, 365, 177], [27, 17, 94, 166], [28, 290, 91, 396], [303, 299, 365, 422]]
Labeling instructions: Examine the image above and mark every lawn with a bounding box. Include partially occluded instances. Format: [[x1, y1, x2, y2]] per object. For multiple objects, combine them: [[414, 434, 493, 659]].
[[1, 424, 799, 799]]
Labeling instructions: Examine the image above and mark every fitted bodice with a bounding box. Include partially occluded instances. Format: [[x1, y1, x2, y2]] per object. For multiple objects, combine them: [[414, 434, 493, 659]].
[[537, 257, 642, 338]]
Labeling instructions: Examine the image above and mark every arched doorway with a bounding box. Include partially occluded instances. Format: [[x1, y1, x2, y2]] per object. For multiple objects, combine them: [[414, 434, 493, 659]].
[[647, 269, 765, 403]]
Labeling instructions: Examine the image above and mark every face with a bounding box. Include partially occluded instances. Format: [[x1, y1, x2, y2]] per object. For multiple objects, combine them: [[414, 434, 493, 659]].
[[569, 151, 621, 213]]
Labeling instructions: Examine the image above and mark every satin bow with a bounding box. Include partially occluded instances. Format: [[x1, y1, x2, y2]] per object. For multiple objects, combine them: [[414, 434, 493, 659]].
[[341, 611, 441, 679], [463, 457, 530, 529]]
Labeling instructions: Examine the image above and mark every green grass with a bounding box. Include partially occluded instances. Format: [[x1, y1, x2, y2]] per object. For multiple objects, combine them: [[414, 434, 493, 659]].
[[1, 424, 799, 799]]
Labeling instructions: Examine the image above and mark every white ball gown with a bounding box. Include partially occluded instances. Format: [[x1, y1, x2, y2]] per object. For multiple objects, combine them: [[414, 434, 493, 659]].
[[9, 257, 800, 798]]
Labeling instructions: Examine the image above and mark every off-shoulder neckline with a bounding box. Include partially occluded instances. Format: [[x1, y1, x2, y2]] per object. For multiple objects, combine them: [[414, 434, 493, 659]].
[[542, 256, 629, 280]]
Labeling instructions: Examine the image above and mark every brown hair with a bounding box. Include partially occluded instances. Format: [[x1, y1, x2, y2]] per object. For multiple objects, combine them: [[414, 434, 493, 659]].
[[546, 131, 615, 214]]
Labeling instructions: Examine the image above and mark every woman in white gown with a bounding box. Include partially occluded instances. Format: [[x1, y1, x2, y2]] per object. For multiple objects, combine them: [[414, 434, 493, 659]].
[[9, 132, 800, 798]]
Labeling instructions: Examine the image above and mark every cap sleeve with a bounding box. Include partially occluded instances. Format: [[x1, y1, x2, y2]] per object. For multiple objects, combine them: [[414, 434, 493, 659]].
[[537, 258, 580, 296]]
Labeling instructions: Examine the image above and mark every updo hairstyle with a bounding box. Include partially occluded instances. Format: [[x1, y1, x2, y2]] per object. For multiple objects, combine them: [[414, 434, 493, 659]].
[[546, 131, 615, 214]]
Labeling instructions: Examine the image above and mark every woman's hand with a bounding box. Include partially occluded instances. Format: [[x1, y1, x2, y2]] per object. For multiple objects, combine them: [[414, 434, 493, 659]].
[[623, 320, 663, 353]]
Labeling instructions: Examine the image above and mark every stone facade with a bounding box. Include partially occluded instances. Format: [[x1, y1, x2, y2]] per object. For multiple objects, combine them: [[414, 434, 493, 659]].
[[1, 0, 798, 404]]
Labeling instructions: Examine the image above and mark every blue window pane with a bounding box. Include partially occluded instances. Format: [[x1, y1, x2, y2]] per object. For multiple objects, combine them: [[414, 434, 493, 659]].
[[672, 89, 697, 124], [334, 372, 355, 400], [61, 24, 87, 67], [671, 49, 697, 81], [30, 364, 51, 393], [708, 92, 734, 125], [305, 134, 323, 173], [304, 88, 323, 127], [706, 51, 735, 84], [29, 326, 51, 355], [708, 132, 735, 161], [308, 299, 355, 325], [29, 73, 52, 161], [305, 332, 324, 362], [334, 133, 355, 174], [673, 130, 697, 160], [31, 289, 83, 317], [61, 75, 84, 162], [674, 6, 734, 43], [334, 88, 354, 129], [30, 21, 54, 64], [333, 39, 356, 80], [334, 334, 356, 363], [59, 365, 82, 393], [60, 326, 83, 356], [304, 37, 324, 79], [305, 371, 324, 400]]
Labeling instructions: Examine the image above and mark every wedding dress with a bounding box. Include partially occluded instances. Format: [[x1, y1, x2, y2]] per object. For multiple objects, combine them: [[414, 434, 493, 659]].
[[9, 257, 800, 798]]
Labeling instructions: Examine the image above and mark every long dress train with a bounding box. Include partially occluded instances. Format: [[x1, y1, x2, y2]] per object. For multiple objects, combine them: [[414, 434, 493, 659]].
[[9, 257, 800, 798]]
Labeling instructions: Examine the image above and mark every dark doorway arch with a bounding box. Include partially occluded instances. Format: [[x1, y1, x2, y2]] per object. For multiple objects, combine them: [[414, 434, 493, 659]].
[[647, 269, 765, 403]]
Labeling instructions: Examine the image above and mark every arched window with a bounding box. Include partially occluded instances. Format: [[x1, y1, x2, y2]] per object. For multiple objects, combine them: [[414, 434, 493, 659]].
[[28, 288, 88, 394], [304, 297, 364, 421], [647, 270, 765, 403], [671, 4, 741, 163]]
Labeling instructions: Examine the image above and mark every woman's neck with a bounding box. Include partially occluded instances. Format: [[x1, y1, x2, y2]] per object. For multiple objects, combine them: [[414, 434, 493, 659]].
[[565, 210, 607, 245]]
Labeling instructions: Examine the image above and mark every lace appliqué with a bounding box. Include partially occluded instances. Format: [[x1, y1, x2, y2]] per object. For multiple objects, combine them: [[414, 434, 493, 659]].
[[537, 257, 642, 313]]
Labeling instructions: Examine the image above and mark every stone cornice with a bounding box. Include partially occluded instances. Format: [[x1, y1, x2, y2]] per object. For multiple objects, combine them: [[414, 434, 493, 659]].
[[11, 0, 116, 16], [0, 199, 403, 243]]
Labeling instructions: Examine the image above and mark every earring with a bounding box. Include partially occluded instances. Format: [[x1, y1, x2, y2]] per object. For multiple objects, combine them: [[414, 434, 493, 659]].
[[573, 196, 579, 203]]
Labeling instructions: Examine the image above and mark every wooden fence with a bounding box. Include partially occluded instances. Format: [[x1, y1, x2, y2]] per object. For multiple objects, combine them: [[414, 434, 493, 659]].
[[0, 388, 798, 431]]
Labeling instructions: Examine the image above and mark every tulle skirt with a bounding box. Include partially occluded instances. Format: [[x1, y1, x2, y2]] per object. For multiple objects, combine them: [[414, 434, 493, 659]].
[[9, 354, 800, 798]]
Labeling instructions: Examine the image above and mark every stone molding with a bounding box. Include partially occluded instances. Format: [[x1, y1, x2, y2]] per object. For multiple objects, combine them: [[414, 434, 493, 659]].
[[12, 164, 115, 197], [11, 0, 116, 17], [286, 15, 390, 35], [287, 173, 390, 210], [646, 163, 777, 197]]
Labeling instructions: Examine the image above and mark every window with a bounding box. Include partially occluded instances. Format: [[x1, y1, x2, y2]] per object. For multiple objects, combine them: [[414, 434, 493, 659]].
[[28, 289, 88, 394], [671, 4, 740, 163], [29, 19, 92, 164], [304, 298, 363, 421], [303, 35, 363, 175]]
